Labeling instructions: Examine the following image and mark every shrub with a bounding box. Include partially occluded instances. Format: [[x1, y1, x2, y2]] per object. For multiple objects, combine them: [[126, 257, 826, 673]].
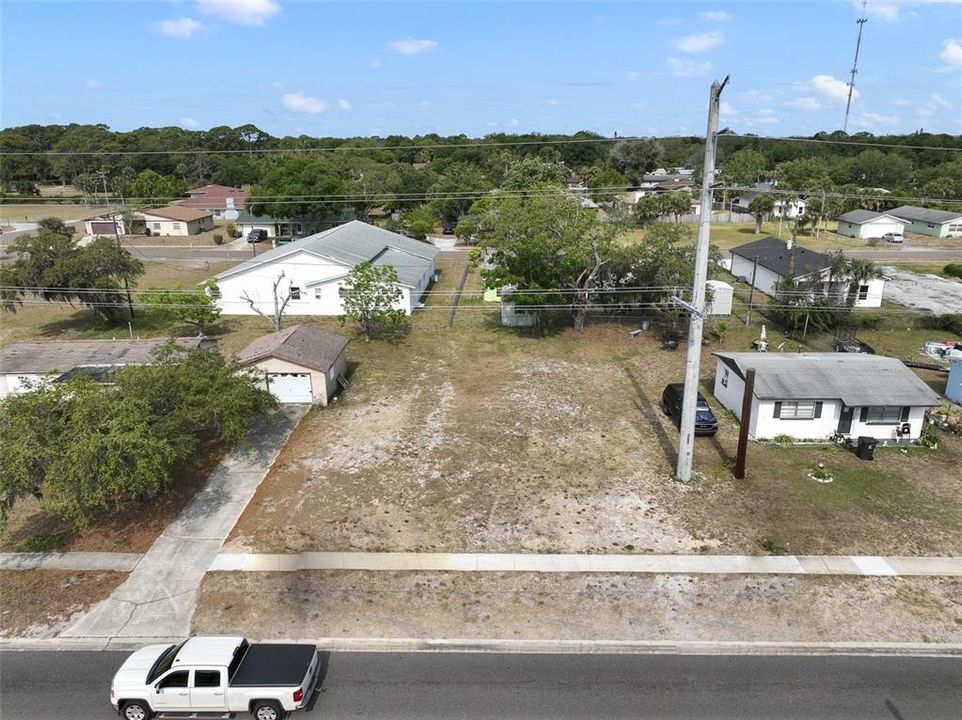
[[213, 233, 224, 245], [760, 534, 788, 556], [944, 263, 962, 279], [144, 227, 152, 237], [919, 313, 962, 335], [772, 434, 795, 445], [225, 222, 236, 237]]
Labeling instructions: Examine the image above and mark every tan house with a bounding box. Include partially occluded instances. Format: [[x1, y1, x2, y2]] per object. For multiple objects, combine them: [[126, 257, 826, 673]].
[[139, 206, 215, 236], [237, 324, 349, 405]]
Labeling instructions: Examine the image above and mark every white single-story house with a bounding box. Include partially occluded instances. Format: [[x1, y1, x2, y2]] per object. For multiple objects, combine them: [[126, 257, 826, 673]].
[[214, 220, 440, 317], [173, 184, 248, 220], [84, 213, 127, 236], [888, 206, 962, 239], [947, 361, 962, 405], [139, 206, 215, 236], [732, 182, 805, 219], [237, 324, 349, 405], [712, 352, 941, 444], [234, 209, 355, 240], [729, 236, 886, 308], [0, 337, 209, 399], [835, 210, 905, 239]]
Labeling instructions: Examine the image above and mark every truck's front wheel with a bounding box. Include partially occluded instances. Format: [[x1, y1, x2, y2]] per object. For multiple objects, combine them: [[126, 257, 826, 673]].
[[120, 700, 152, 720], [252, 700, 286, 720]]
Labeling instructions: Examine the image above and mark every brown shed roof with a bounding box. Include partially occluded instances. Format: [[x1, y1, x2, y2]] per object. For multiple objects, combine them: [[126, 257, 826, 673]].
[[237, 324, 349, 373], [140, 205, 214, 222]]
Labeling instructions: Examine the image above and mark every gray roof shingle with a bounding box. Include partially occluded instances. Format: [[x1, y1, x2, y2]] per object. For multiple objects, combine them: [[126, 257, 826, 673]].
[[237, 324, 349, 373], [729, 237, 831, 279], [836, 209, 900, 224], [713, 352, 941, 407], [216, 220, 439, 288], [0, 337, 207, 375], [888, 206, 962, 224]]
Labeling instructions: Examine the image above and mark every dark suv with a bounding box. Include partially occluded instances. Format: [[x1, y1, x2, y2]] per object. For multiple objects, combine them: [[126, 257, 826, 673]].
[[247, 229, 268, 243], [661, 383, 719, 436]]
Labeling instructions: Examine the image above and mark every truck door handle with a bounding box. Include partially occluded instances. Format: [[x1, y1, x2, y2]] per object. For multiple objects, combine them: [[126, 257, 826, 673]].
[[178, 692, 188, 696], [213, 692, 224, 696]]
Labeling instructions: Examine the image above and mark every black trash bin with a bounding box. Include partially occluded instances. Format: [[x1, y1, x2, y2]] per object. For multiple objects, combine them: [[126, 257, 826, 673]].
[[856, 436, 877, 460]]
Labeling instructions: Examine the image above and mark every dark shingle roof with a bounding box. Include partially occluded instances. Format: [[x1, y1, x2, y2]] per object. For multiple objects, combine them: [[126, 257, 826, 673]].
[[216, 220, 439, 288], [0, 337, 207, 375], [888, 206, 962, 224], [714, 352, 941, 407], [837, 209, 887, 224], [237, 324, 349, 373], [729, 237, 831, 279]]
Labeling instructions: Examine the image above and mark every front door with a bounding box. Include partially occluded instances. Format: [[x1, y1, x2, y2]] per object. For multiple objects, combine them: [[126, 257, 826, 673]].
[[153, 670, 190, 711], [190, 669, 227, 711], [837, 405, 854, 435]]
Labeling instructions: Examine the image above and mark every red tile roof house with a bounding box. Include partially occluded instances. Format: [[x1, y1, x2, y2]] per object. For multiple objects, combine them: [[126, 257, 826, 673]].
[[174, 184, 248, 220]]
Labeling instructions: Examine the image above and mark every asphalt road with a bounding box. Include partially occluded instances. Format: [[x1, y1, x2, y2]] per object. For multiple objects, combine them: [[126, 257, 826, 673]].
[[2, 650, 960, 719]]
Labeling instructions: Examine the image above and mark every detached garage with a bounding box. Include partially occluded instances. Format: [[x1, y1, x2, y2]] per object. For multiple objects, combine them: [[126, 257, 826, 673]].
[[238, 324, 349, 405], [836, 210, 904, 239]]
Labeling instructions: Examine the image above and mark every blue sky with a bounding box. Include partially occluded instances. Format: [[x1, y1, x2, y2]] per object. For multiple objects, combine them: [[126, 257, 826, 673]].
[[2, 0, 960, 137]]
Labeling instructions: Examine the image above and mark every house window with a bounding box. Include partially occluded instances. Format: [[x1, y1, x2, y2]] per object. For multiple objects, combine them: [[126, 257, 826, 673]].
[[290, 286, 301, 300], [314, 287, 323, 300], [948, 224, 962, 233], [861, 406, 909, 424], [721, 368, 729, 388], [857, 284, 869, 301], [153, 222, 162, 230], [774, 401, 822, 420], [927, 223, 936, 229]]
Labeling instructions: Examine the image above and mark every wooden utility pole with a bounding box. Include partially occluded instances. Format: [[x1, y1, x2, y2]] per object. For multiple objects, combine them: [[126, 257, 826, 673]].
[[676, 75, 729, 483], [733, 368, 756, 479]]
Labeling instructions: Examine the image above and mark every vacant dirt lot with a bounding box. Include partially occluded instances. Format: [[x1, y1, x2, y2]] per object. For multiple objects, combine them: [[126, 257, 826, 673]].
[[0, 570, 125, 638], [226, 311, 962, 557], [194, 571, 962, 644]]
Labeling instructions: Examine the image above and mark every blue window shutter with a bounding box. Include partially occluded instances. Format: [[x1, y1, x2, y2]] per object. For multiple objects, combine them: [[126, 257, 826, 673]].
[[814, 402, 822, 418], [859, 407, 868, 422], [773, 402, 781, 419], [900, 407, 909, 422]]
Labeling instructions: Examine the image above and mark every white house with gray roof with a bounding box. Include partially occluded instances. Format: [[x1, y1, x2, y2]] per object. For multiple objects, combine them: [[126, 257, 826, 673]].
[[888, 206, 962, 238], [835, 210, 904, 239], [712, 352, 941, 444], [214, 221, 440, 317]]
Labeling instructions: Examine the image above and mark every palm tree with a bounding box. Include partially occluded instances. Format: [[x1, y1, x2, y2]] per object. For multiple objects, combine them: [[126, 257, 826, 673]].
[[748, 193, 774, 235]]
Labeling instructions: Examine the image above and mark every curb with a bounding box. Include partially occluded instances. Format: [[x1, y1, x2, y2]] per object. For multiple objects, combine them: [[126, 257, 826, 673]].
[[4, 636, 962, 657]]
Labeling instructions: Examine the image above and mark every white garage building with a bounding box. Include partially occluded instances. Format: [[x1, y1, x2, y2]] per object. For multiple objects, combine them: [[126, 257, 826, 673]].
[[215, 221, 439, 317], [835, 210, 905, 239], [237, 324, 349, 405]]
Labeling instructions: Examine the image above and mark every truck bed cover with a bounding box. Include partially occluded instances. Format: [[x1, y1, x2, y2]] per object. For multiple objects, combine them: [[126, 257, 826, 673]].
[[229, 644, 315, 687]]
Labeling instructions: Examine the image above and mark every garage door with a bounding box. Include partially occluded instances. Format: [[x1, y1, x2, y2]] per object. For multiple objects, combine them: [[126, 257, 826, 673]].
[[90, 221, 116, 234], [266, 373, 312, 403]]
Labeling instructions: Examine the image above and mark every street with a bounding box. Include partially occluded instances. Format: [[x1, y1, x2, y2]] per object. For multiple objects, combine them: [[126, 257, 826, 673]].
[[1, 650, 960, 719]]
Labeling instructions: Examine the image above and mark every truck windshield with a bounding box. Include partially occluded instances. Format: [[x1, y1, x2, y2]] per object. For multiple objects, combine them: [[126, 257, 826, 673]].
[[147, 641, 186, 683]]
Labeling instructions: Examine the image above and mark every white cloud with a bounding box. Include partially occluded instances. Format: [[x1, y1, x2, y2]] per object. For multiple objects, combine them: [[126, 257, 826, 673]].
[[941, 38, 962, 66], [676, 31, 723, 53], [180, 117, 199, 128], [854, 1, 962, 22], [667, 57, 712, 77], [84, 79, 100, 89], [196, 0, 280, 26], [783, 97, 823, 111], [388, 39, 438, 55], [720, 100, 738, 116], [742, 88, 773, 101], [804, 74, 856, 104], [892, 97, 911, 107], [697, 10, 731, 21], [858, 111, 900, 127], [282, 92, 329, 114], [930, 93, 952, 107], [626, 70, 645, 81], [158, 17, 202, 38], [546, 98, 560, 106], [336, 98, 352, 111]]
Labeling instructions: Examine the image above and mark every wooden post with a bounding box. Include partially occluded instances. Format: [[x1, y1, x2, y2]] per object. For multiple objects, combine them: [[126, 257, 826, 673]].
[[733, 368, 756, 479]]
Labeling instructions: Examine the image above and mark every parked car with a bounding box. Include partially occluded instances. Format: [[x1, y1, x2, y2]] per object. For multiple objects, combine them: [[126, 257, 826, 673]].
[[110, 636, 320, 720], [883, 232, 904, 244], [247, 229, 269, 243], [661, 383, 719, 436], [442, 220, 457, 235]]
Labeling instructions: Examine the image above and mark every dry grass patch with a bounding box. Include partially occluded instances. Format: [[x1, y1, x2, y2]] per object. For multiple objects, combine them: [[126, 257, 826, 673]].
[[0, 570, 125, 638]]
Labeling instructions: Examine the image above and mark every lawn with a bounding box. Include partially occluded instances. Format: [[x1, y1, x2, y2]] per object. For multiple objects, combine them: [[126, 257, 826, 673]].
[[0, 203, 109, 223]]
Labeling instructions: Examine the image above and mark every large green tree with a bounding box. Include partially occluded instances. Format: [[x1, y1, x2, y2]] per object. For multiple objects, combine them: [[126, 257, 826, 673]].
[[140, 280, 221, 333], [340, 261, 406, 340], [248, 156, 344, 218], [128, 169, 188, 203]]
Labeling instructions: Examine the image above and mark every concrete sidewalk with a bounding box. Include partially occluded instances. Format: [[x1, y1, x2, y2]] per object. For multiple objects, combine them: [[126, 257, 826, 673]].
[[60, 406, 309, 640], [209, 551, 962, 577], [0, 552, 141, 571]]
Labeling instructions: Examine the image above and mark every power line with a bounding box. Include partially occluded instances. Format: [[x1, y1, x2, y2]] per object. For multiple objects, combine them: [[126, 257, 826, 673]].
[[718, 134, 962, 153]]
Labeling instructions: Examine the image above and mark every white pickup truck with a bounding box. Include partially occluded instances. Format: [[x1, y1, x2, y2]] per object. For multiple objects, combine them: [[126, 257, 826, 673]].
[[110, 636, 320, 720]]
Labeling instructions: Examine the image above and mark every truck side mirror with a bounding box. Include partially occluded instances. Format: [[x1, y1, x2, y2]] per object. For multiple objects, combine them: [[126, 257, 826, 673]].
[[154, 684, 161, 693]]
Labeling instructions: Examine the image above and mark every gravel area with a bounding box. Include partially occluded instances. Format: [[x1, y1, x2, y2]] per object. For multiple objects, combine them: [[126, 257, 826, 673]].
[[881, 266, 962, 314]]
